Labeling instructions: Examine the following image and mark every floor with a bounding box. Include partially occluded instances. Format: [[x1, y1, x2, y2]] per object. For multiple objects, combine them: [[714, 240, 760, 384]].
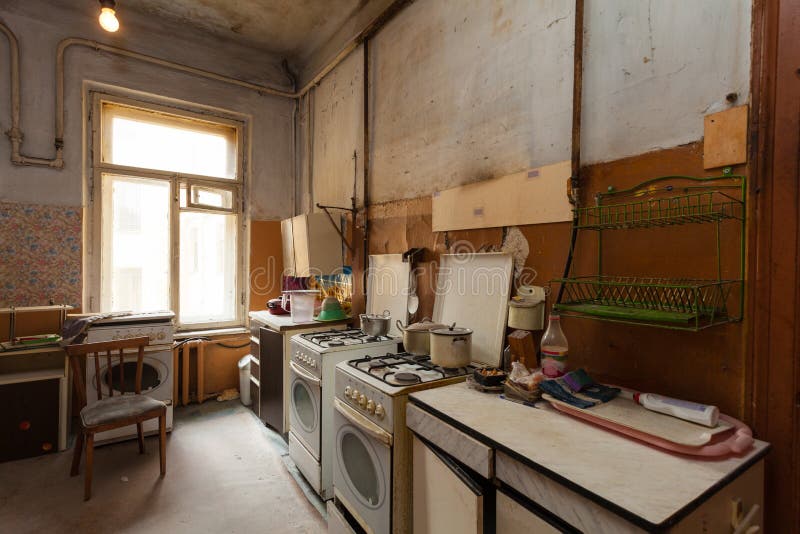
[[0, 401, 327, 534]]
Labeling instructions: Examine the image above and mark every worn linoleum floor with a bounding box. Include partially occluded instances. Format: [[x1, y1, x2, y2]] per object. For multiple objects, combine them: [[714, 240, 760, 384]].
[[0, 401, 326, 534]]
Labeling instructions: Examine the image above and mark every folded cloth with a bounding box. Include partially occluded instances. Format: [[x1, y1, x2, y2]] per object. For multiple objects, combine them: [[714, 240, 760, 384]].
[[562, 368, 620, 403], [60, 312, 131, 345], [539, 379, 596, 409]]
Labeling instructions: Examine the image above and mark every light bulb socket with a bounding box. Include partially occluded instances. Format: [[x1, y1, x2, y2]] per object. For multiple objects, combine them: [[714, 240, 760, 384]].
[[99, 0, 116, 9]]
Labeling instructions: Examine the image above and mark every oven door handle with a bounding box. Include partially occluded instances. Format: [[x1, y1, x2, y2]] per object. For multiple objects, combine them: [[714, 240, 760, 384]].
[[335, 398, 393, 447], [289, 361, 321, 385]]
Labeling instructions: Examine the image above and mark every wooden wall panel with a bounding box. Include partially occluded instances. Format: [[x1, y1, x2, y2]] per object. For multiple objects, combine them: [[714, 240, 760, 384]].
[[747, 0, 800, 529], [359, 142, 747, 417], [249, 220, 283, 311]]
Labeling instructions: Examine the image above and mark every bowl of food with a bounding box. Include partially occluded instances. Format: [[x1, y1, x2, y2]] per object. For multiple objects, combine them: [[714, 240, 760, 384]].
[[473, 367, 507, 387]]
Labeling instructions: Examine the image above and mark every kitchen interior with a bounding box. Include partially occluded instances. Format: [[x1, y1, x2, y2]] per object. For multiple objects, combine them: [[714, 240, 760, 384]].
[[0, 0, 798, 533]]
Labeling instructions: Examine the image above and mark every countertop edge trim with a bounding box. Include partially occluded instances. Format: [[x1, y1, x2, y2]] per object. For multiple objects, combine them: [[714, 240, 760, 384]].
[[408, 396, 771, 532]]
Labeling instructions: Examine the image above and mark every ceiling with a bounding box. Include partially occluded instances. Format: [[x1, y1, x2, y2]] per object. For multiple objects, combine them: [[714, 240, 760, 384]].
[[124, 0, 373, 62]]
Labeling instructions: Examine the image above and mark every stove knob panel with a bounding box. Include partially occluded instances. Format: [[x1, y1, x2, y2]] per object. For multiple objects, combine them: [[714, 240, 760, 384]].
[[374, 404, 385, 419], [366, 400, 375, 414], [358, 394, 367, 408]]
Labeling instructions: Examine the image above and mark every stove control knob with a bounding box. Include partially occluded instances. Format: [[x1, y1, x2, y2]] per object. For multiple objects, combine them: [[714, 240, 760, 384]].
[[374, 404, 385, 419], [358, 394, 367, 408], [344, 386, 352, 397], [311, 360, 317, 368], [366, 400, 376, 414], [351, 389, 360, 400]]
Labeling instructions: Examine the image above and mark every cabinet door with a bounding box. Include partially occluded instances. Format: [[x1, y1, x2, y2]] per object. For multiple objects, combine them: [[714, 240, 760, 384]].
[[412, 434, 484, 534], [280, 217, 295, 276], [496, 490, 563, 534]]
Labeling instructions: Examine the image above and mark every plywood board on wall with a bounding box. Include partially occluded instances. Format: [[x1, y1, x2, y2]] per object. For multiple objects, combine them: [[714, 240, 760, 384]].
[[431, 160, 572, 232], [703, 105, 748, 169]]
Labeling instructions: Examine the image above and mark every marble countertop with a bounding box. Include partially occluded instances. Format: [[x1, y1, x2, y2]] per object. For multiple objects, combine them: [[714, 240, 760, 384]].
[[409, 383, 769, 528], [248, 311, 351, 332]]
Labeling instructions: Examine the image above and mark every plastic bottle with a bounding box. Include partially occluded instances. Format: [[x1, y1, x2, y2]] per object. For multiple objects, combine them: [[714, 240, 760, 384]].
[[633, 392, 720, 427], [540, 313, 568, 378]]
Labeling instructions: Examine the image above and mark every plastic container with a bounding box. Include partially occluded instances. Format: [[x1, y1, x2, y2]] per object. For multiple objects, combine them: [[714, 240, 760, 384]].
[[287, 290, 318, 323], [633, 392, 720, 427], [540, 313, 568, 378], [508, 299, 545, 330], [238, 356, 252, 406]]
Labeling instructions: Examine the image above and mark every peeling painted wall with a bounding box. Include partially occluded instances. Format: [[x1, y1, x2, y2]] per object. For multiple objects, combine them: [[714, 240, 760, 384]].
[[302, 0, 751, 204], [0, 0, 294, 220]]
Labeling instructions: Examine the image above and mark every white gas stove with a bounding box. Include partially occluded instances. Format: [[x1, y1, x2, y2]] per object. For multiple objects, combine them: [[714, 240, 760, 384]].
[[330, 252, 514, 534], [288, 329, 399, 501], [331, 352, 480, 534]]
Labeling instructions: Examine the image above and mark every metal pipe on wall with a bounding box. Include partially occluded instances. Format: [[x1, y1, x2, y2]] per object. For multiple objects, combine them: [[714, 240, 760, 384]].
[[0, 0, 414, 170]]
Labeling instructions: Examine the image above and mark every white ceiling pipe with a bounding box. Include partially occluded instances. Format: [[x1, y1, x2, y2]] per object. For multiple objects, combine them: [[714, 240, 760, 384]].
[[0, 1, 411, 169], [0, 22, 63, 167]]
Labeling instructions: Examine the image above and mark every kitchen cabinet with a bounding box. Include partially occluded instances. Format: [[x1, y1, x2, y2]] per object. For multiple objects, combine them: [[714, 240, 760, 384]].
[[248, 311, 349, 434], [496, 490, 563, 534], [408, 383, 769, 534], [412, 435, 486, 534], [281, 213, 342, 277]]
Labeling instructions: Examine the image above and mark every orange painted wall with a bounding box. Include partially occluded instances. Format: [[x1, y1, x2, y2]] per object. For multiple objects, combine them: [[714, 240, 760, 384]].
[[353, 142, 749, 418], [249, 220, 284, 311]]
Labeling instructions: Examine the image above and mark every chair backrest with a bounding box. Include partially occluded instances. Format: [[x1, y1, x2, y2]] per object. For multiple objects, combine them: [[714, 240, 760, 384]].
[[66, 336, 150, 409]]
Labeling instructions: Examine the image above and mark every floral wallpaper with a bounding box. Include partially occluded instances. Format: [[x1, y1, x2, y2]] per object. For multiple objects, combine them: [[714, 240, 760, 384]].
[[0, 202, 82, 307]]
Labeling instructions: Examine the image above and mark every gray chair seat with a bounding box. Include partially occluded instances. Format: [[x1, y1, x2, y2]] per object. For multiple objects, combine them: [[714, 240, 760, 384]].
[[81, 395, 166, 428]]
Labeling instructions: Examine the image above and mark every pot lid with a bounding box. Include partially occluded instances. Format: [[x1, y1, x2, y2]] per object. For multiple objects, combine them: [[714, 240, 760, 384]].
[[431, 326, 473, 336], [403, 318, 448, 332]]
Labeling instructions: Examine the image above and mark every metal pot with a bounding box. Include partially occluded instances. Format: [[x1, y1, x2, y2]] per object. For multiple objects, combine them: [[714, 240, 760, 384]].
[[429, 324, 473, 368], [359, 310, 392, 337], [396, 318, 447, 355]]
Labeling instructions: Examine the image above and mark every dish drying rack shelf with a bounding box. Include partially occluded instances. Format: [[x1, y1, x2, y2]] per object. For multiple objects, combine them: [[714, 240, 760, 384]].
[[554, 175, 746, 331], [574, 188, 744, 230]]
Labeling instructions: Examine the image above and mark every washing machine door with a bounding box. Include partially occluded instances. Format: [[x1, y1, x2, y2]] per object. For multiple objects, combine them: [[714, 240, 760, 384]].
[[333, 399, 392, 534], [88, 350, 169, 401], [289, 361, 321, 459]]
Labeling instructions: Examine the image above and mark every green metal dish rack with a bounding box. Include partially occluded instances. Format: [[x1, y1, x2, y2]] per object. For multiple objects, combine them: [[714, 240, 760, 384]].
[[553, 174, 746, 331]]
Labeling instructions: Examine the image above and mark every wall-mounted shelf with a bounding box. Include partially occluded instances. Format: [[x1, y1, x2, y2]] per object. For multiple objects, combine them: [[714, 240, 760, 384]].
[[554, 175, 745, 331]]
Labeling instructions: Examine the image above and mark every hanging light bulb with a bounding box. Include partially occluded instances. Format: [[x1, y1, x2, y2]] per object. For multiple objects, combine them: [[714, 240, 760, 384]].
[[98, 0, 120, 33]]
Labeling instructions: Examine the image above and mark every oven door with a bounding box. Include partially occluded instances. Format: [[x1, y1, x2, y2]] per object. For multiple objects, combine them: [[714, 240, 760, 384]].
[[333, 398, 392, 534], [289, 361, 322, 459]]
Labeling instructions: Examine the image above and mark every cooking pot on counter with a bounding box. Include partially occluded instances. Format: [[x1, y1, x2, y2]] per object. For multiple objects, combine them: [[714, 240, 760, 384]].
[[396, 318, 447, 355], [430, 324, 473, 368], [359, 310, 392, 337]]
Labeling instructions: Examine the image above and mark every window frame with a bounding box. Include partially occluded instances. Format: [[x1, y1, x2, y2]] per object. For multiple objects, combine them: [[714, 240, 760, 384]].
[[86, 92, 248, 331]]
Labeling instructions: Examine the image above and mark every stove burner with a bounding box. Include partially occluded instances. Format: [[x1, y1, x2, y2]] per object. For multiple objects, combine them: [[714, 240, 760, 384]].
[[392, 372, 421, 384], [347, 352, 474, 387], [328, 340, 345, 346]]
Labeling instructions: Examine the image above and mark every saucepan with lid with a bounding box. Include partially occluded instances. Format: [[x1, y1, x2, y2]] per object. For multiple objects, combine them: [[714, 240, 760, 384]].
[[396, 318, 447, 355], [430, 323, 473, 368]]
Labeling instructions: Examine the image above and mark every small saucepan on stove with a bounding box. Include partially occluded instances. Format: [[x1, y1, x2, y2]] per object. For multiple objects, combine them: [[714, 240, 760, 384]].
[[396, 318, 447, 355], [429, 324, 473, 368], [360, 310, 392, 337]]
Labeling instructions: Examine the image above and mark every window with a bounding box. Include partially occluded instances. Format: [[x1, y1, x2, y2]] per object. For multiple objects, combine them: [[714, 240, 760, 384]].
[[89, 95, 245, 329]]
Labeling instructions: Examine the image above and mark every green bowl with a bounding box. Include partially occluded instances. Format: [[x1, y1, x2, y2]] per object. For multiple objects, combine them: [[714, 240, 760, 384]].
[[315, 309, 349, 322]]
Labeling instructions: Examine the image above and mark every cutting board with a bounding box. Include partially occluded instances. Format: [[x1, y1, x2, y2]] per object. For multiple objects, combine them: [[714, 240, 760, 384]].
[[543, 393, 733, 447], [432, 253, 513, 368], [366, 254, 410, 337]]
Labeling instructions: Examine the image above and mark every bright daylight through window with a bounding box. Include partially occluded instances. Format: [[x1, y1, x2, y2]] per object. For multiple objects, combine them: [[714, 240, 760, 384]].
[[93, 98, 243, 328]]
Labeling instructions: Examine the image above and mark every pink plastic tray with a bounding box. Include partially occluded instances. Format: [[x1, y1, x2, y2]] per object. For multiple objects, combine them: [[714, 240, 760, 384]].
[[545, 396, 754, 457]]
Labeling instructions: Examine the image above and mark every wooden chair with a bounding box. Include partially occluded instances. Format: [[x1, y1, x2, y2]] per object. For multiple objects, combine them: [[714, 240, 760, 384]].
[[66, 336, 167, 500]]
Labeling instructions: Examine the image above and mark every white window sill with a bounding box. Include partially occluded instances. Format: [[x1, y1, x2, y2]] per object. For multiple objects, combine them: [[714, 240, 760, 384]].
[[174, 327, 248, 340]]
